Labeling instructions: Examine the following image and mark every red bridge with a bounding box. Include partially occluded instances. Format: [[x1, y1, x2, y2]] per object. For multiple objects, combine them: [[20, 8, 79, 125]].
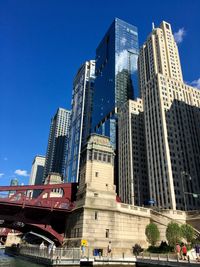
[[0, 183, 78, 245]]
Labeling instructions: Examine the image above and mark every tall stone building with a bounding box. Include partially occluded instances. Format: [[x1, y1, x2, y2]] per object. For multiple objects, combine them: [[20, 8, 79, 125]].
[[29, 155, 45, 198], [138, 21, 200, 210], [29, 155, 45, 186], [43, 108, 71, 181], [118, 99, 149, 205], [66, 60, 95, 183]]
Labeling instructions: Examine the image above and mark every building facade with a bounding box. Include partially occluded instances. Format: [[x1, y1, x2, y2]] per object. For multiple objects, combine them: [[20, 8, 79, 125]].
[[64, 134, 151, 255], [92, 18, 139, 148], [29, 155, 45, 186], [66, 60, 95, 183], [118, 99, 149, 205], [138, 21, 200, 210], [64, 134, 192, 256], [43, 108, 71, 181]]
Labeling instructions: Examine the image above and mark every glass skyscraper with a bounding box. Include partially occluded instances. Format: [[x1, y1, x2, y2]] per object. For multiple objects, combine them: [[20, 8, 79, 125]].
[[66, 60, 95, 183], [92, 18, 139, 145]]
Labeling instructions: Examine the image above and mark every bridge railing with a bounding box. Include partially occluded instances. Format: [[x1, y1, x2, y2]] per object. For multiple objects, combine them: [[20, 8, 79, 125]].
[[0, 183, 78, 211]]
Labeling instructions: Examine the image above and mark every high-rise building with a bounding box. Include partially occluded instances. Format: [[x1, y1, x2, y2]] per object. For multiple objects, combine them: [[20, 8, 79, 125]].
[[118, 99, 149, 205], [29, 155, 45, 185], [43, 108, 71, 181], [92, 18, 139, 148], [10, 178, 18, 186], [66, 60, 95, 183], [138, 21, 200, 210], [9, 178, 19, 197]]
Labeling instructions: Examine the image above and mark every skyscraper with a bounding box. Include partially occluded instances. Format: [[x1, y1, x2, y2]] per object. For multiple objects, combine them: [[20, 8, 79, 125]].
[[10, 178, 18, 186], [43, 108, 71, 181], [118, 98, 149, 205], [138, 21, 200, 210], [66, 60, 95, 183], [9, 178, 19, 197], [92, 18, 139, 148], [29, 155, 45, 185], [29, 155, 45, 198]]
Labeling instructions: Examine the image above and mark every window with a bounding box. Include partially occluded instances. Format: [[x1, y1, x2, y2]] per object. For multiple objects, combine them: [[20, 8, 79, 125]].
[[95, 211, 98, 220], [88, 151, 92, 160], [94, 152, 97, 160], [95, 172, 99, 177], [106, 229, 109, 238]]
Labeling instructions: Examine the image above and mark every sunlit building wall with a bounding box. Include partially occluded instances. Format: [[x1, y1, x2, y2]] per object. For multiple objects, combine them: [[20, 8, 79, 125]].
[[138, 21, 200, 210]]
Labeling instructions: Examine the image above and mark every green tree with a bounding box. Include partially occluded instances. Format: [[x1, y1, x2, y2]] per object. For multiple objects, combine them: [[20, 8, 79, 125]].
[[166, 222, 182, 247], [181, 224, 194, 243], [145, 223, 160, 246]]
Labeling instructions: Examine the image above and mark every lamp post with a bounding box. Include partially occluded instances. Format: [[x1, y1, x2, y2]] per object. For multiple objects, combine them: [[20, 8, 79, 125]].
[[181, 171, 187, 211]]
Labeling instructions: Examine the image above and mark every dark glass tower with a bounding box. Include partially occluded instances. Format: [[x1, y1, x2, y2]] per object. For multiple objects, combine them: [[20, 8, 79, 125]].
[[92, 18, 139, 144], [66, 60, 95, 183]]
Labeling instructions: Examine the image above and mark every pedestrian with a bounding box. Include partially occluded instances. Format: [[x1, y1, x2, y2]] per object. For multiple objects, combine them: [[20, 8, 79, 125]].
[[52, 244, 56, 253], [48, 243, 52, 256], [175, 243, 181, 259], [195, 243, 200, 261], [81, 245, 85, 257], [40, 241, 45, 249], [182, 244, 187, 260], [107, 241, 112, 257]]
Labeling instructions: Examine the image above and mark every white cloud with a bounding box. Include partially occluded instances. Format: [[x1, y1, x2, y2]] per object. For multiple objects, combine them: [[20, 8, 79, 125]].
[[0, 173, 4, 178], [191, 78, 200, 89], [116, 49, 137, 74], [14, 169, 29, 177], [120, 37, 127, 46], [174, 28, 186, 44]]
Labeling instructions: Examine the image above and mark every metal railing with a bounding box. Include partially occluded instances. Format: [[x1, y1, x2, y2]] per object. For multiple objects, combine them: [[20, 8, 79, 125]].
[[20, 246, 81, 260], [136, 252, 196, 264]]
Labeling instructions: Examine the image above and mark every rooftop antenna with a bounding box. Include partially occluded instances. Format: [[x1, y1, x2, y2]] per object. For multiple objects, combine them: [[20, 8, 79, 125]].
[[152, 22, 155, 30]]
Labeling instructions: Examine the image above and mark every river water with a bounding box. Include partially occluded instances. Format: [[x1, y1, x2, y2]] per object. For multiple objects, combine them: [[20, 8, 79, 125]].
[[0, 249, 45, 267]]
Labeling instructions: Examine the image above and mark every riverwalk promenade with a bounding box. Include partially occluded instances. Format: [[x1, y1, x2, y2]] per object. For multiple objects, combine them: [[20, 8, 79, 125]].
[[5, 246, 200, 266], [136, 253, 200, 266]]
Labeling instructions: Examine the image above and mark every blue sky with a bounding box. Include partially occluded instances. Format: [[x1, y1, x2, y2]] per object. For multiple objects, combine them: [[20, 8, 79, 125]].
[[0, 0, 200, 186]]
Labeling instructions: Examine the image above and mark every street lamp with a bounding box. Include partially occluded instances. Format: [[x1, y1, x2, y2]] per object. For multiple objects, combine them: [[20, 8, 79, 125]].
[[181, 171, 187, 211], [181, 171, 192, 211]]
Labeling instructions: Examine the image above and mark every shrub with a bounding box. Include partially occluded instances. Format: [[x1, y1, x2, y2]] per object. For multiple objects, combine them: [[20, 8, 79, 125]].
[[166, 222, 182, 247], [147, 242, 173, 253], [145, 223, 160, 246], [181, 224, 195, 243], [159, 241, 173, 253], [132, 244, 143, 255]]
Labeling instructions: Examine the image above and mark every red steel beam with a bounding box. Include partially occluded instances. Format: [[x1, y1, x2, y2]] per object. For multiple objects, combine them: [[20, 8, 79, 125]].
[[0, 183, 77, 191]]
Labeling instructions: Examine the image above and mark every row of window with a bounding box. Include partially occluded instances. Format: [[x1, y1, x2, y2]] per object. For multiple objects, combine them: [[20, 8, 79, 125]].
[[87, 150, 113, 164]]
